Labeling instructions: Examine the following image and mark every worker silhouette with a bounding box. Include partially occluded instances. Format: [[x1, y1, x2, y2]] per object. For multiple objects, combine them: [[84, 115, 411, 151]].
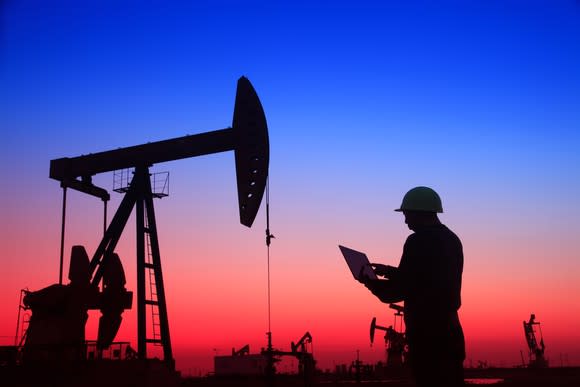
[[361, 187, 465, 387]]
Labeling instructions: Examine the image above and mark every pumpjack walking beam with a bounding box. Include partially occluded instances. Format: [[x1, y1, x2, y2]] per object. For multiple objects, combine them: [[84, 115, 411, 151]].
[[50, 76, 268, 228], [48, 77, 269, 366]]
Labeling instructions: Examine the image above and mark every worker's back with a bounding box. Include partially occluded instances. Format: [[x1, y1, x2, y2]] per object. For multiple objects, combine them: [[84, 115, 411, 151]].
[[398, 223, 463, 323]]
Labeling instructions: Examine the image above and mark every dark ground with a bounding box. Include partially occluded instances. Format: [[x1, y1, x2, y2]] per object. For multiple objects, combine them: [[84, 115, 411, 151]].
[[181, 367, 580, 387], [3, 363, 580, 386]]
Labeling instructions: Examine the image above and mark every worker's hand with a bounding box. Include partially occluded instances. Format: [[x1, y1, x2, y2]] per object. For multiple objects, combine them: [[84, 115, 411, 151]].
[[357, 266, 371, 284], [370, 263, 397, 279], [363, 279, 403, 304]]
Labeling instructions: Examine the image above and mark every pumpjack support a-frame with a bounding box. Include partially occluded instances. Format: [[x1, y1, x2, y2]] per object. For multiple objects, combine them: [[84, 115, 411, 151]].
[[47, 77, 269, 368]]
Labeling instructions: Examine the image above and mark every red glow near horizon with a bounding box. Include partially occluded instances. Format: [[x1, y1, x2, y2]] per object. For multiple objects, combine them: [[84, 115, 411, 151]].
[[3, 211, 580, 375]]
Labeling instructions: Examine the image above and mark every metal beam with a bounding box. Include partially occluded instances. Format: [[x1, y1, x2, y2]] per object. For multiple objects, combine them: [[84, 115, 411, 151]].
[[50, 128, 234, 181]]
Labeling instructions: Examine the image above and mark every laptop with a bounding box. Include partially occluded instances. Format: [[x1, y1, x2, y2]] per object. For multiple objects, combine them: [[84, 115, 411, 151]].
[[339, 245, 378, 281]]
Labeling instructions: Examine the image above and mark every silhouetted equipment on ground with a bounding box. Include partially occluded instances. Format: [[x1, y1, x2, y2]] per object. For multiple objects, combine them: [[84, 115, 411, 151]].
[[370, 303, 407, 368], [212, 333, 315, 385], [350, 350, 363, 383], [291, 332, 315, 377], [260, 332, 316, 386], [11, 77, 269, 378], [214, 345, 269, 376], [20, 245, 132, 365], [232, 344, 251, 356], [523, 313, 548, 368]]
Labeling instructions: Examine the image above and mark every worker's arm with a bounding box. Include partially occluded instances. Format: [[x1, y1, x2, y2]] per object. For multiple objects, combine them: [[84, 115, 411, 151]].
[[362, 279, 404, 304]]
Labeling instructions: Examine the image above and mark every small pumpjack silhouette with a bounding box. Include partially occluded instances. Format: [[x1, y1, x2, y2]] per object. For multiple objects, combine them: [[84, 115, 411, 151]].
[[370, 303, 407, 368], [523, 313, 548, 368]]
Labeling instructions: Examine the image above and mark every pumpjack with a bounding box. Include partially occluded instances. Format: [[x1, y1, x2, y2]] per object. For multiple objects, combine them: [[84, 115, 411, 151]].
[[261, 332, 315, 386], [523, 313, 548, 368], [232, 344, 250, 356], [290, 332, 315, 378], [16, 77, 269, 371], [370, 303, 407, 368]]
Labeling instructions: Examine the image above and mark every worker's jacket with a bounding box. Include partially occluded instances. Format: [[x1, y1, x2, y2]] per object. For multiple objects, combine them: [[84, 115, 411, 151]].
[[394, 223, 465, 359]]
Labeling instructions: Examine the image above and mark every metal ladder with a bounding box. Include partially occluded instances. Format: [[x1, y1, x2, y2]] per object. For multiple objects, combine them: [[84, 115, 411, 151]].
[[144, 216, 162, 347]]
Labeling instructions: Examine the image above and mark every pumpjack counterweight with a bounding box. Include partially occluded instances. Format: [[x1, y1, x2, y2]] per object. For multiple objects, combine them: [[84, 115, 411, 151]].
[[21, 77, 269, 369]]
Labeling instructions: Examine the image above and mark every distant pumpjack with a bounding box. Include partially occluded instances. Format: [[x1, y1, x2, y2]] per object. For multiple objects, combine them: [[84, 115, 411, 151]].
[[261, 332, 316, 386], [232, 344, 250, 356], [291, 332, 315, 378], [523, 313, 548, 368], [22, 77, 269, 369]]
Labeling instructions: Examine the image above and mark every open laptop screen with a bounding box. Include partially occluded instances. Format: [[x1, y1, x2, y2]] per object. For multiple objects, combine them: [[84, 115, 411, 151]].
[[339, 245, 378, 281]]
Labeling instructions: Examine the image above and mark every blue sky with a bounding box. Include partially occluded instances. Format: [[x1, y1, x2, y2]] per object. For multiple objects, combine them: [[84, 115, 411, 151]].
[[3, 1, 579, 164]]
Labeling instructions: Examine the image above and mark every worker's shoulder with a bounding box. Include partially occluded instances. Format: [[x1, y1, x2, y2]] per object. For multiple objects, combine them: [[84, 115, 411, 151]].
[[408, 224, 461, 242], [439, 223, 459, 235]]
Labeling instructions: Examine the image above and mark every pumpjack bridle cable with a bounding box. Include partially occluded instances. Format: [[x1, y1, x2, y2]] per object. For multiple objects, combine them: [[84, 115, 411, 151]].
[[265, 177, 274, 337]]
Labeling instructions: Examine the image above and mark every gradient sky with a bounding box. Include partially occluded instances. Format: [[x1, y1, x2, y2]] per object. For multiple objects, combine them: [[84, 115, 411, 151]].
[[1, 0, 580, 375]]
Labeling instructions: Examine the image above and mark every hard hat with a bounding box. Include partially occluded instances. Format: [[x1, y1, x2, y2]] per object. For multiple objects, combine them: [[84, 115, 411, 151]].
[[395, 186, 443, 213]]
